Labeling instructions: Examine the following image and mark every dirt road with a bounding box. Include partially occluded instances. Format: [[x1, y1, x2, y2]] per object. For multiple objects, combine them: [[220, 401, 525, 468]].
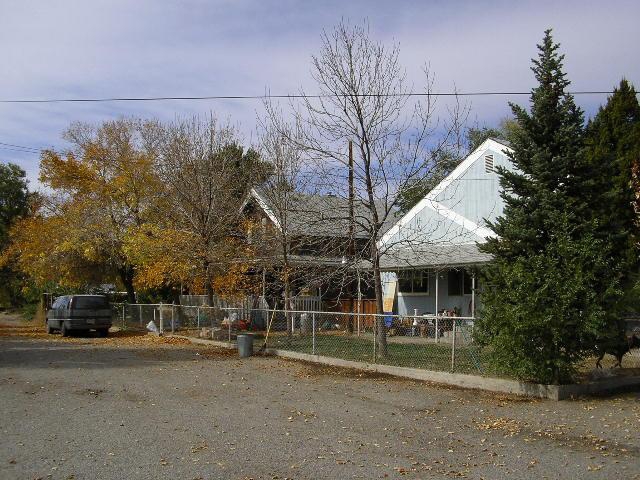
[[1, 318, 639, 479]]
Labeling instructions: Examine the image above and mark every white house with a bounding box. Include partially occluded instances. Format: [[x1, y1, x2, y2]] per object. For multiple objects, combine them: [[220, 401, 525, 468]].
[[378, 138, 515, 317]]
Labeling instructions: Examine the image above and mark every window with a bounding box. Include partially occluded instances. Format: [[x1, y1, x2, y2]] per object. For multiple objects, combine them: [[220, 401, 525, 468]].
[[484, 154, 494, 173], [72, 296, 109, 309], [398, 270, 429, 294], [463, 270, 473, 295], [448, 270, 475, 296], [448, 270, 463, 296], [53, 296, 69, 309]]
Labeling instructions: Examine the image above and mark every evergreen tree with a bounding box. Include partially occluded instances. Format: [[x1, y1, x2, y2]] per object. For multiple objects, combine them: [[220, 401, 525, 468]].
[[476, 30, 620, 384], [0, 162, 30, 307], [0, 162, 29, 247], [585, 80, 640, 302]]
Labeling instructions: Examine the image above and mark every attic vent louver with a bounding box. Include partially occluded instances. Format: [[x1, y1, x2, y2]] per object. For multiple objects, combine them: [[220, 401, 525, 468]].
[[484, 154, 494, 173]]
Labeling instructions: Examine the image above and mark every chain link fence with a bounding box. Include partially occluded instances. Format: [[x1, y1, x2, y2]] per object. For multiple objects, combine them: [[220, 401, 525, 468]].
[[110, 303, 640, 375], [111, 303, 484, 374], [262, 309, 483, 374]]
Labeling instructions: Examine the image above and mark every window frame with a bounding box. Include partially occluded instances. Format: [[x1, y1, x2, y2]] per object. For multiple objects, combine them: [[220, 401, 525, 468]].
[[448, 269, 475, 296], [448, 270, 463, 296], [397, 269, 430, 295], [463, 270, 474, 295]]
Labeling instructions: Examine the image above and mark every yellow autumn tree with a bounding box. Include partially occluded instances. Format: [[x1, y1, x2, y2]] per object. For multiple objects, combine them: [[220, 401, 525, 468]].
[[123, 223, 198, 290], [2, 197, 109, 289], [10, 119, 164, 301], [9, 117, 267, 303]]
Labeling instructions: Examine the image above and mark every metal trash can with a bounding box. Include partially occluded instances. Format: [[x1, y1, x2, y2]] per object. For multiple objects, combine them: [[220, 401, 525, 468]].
[[237, 333, 254, 358], [300, 313, 311, 334]]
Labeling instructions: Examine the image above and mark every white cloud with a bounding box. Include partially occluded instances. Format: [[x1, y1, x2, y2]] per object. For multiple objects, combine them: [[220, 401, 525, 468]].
[[1, 0, 638, 187]]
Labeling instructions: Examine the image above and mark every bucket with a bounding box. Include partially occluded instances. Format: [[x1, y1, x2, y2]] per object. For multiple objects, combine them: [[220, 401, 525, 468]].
[[237, 333, 254, 357]]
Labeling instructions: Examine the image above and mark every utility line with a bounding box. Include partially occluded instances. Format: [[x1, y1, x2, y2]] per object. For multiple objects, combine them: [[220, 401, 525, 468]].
[[0, 142, 42, 153], [0, 88, 630, 154], [0, 90, 624, 104]]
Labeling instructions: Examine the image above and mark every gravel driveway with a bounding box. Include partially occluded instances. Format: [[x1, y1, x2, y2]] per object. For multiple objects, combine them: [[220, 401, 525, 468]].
[[1, 320, 639, 479]]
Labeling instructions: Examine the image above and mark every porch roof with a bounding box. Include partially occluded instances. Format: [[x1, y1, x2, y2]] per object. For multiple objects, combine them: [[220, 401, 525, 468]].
[[379, 243, 492, 269]]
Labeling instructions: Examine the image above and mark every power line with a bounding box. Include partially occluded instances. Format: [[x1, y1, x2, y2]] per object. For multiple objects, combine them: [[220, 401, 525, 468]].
[[0, 90, 624, 104], [0, 141, 42, 153]]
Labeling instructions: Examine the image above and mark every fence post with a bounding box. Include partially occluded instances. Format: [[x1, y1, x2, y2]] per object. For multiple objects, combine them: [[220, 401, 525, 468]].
[[121, 304, 125, 329], [373, 314, 377, 362], [139, 304, 142, 327], [228, 313, 232, 343], [171, 303, 175, 334], [435, 316, 439, 344], [197, 307, 200, 331], [159, 302, 164, 334], [210, 309, 213, 340], [450, 319, 456, 372], [312, 312, 316, 355]]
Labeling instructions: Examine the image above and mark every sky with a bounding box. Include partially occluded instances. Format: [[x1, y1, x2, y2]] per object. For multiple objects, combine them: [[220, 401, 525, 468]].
[[1, 0, 639, 189]]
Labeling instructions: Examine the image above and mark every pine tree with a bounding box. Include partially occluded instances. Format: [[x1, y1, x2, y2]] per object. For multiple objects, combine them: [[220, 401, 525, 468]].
[[476, 30, 620, 384], [585, 80, 640, 294], [580, 80, 640, 354]]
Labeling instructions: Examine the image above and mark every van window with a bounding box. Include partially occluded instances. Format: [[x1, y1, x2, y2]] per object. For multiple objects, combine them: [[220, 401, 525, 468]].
[[56, 296, 70, 309], [72, 296, 109, 309]]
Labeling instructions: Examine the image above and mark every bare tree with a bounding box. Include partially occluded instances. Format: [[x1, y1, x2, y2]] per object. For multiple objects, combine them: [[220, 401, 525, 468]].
[[255, 107, 382, 335], [270, 21, 466, 355], [154, 115, 263, 306], [255, 116, 306, 334]]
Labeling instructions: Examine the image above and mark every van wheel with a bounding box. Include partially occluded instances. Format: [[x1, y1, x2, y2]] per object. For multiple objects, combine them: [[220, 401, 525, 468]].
[[46, 321, 54, 334], [60, 323, 69, 337], [97, 328, 109, 338]]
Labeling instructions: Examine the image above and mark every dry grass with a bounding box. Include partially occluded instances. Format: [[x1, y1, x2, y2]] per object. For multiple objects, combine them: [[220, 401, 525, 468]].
[[0, 319, 191, 347]]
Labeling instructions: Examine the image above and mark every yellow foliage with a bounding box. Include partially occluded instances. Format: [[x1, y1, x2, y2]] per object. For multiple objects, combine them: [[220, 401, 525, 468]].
[[8, 119, 165, 291], [124, 223, 199, 289], [8, 119, 258, 298], [3, 213, 106, 288]]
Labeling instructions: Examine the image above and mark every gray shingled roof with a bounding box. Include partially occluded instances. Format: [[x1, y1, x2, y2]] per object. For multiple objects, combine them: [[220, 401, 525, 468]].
[[379, 243, 492, 269], [251, 187, 401, 238], [488, 137, 512, 148]]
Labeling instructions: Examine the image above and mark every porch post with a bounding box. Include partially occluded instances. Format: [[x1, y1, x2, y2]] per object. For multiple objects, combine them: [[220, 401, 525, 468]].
[[471, 271, 476, 319], [435, 271, 439, 344], [435, 270, 439, 314]]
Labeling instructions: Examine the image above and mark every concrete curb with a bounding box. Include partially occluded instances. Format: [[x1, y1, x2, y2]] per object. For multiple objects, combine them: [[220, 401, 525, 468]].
[[168, 335, 640, 400], [170, 335, 235, 350]]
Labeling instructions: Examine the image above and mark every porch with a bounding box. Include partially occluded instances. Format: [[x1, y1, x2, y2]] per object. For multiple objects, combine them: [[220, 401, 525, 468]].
[[382, 267, 479, 318]]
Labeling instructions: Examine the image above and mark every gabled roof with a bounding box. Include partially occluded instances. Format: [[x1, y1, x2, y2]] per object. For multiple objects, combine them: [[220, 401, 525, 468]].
[[379, 138, 513, 246], [379, 243, 493, 269], [248, 187, 401, 239]]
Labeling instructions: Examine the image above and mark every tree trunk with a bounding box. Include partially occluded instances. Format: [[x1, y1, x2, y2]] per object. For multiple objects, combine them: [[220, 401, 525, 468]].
[[284, 265, 293, 338], [360, 138, 387, 357], [204, 260, 213, 307], [371, 245, 387, 357], [347, 139, 355, 334], [118, 265, 136, 304]]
